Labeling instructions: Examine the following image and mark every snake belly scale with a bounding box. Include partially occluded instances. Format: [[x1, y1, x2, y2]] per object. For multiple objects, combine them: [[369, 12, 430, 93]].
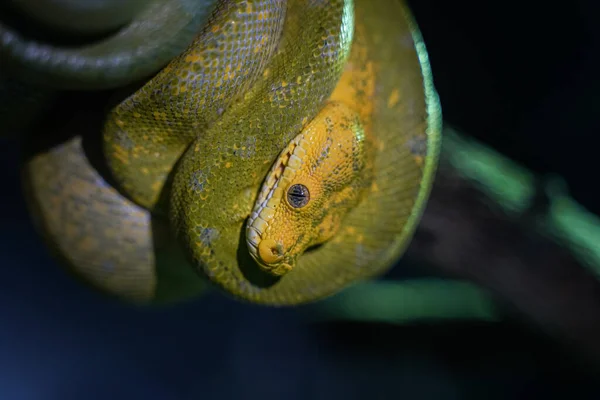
[[22, 0, 442, 306]]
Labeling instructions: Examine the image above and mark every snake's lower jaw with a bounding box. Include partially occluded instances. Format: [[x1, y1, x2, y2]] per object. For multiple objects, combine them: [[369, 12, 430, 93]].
[[259, 261, 294, 277]]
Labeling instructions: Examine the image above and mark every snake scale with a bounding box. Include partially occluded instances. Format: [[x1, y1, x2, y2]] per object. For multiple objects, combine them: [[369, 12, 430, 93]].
[[19, 0, 442, 306]]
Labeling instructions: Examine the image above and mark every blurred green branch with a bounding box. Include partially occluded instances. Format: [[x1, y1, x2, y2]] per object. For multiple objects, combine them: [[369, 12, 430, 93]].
[[313, 125, 600, 364]]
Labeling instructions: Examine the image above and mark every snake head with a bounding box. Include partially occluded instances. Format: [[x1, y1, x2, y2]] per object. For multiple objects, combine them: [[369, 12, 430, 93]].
[[246, 102, 374, 276]]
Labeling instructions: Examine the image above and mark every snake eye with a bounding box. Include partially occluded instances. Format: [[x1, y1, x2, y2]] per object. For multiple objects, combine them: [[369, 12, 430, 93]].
[[287, 184, 310, 208]]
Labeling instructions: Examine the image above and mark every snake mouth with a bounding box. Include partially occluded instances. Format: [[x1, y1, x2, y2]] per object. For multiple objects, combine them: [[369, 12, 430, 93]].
[[256, 238, 294, 276], [246, 237, 295, 276]]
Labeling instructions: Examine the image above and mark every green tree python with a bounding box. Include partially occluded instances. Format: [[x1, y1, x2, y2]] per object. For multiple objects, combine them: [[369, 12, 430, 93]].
[[18, 0, 442, 306]]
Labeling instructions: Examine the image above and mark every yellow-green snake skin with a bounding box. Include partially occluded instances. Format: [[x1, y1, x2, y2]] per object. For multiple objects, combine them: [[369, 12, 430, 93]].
[[22, 0, 442, 306]]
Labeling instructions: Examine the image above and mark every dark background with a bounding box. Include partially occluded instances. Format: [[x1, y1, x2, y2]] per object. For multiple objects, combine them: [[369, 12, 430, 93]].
[[410, 0, 600, 214], [2, 0, 600, 398]]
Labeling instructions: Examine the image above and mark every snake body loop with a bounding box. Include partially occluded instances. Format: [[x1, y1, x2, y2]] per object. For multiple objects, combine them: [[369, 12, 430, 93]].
[[0, 0, 219, 89], [22, 0, 442, 305], [103, 0, 288, 212], [8, 0, 150, 35]]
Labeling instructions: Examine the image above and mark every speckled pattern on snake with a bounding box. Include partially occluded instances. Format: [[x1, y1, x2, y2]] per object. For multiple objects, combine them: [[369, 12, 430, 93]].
[[22, 0, 442, 306]]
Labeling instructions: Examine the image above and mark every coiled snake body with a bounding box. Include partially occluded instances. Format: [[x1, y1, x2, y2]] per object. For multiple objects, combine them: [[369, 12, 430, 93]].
[[21, 0, 441, 305]]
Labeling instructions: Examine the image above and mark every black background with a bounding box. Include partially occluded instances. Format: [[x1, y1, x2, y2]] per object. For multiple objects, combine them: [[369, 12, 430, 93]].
[[410, 0, 600, 214]]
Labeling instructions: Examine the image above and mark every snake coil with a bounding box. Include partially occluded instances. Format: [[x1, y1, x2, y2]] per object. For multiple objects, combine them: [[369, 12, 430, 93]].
[[21, 0, 442, 306]]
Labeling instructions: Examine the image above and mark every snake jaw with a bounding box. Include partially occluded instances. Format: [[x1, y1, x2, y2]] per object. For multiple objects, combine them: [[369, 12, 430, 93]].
[[247, 236, 295, 276], [247, 215, 298, 276], [257, 238, 293, 276], [265, 262, 293, 277]]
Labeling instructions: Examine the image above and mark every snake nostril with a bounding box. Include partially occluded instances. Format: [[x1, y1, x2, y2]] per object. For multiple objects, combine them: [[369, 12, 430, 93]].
[[258, 238, 284, 264]]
